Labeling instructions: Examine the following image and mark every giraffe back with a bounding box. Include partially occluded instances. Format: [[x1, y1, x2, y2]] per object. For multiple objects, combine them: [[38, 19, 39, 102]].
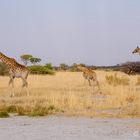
[[77, 65, 97, 80]]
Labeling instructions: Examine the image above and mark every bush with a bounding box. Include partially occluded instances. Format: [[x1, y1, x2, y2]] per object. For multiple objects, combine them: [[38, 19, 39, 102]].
[[6, 105, 17, 113], [45, 63, 53, 70], [28, 65, 55, 75], [106, 73, 130, 86], [0, 62, 8, 75], [29, 104, 57, 117], [5, 105, 25, 116], [0, 111, 9, 118]]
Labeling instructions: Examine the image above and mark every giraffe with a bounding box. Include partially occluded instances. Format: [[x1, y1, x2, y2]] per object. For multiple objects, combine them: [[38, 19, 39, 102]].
[[0, 52, 29, 96], [77, 65, 101, 94], [132, 46, 140, 55]]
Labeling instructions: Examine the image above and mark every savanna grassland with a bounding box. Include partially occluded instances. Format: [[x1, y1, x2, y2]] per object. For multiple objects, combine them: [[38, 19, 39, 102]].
[[0, 71, 140, 118]]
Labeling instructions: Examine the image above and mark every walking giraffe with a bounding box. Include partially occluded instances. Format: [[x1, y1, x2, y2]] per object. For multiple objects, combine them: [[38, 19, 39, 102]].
[[0, 52, 29, 96], [77, 65, 101, 94], [132, 46, 140, 55]]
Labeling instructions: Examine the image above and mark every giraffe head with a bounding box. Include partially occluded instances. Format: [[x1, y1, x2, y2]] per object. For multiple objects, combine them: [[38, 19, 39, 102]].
[[132, 46, 140, 54], [76, 64, 87, 72]]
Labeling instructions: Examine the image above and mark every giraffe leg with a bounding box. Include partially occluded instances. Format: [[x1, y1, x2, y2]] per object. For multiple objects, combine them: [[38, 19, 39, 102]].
[[25, 80, 30, 96], [9, 76, 15, 87], [88, 79, 91, 86], [9, 76, 15, 97], [82, 73, 87, 85], [9, 78, 12, 86], [19, 78, 29, 96]]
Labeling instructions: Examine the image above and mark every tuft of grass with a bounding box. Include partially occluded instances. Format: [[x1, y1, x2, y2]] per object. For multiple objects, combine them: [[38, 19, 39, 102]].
[[29, 105, 48, 117], [125, 95, 135, 103], [29, 104, 58, 117], [0, 111, 9, 118], [136, 77, 140, 85], [105, 73, 130, 86], [122, 104, 140, 117], [16, 106, 26, 116], [6, 105, 17, 113], [6, 105, 25, 116], [47, 105, 59, 113]]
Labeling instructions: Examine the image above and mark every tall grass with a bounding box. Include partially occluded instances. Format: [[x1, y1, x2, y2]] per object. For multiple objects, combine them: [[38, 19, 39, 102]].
[[136, 77, 140, 85], [105, 73, 130, 86], [0, 71, 139, 117]]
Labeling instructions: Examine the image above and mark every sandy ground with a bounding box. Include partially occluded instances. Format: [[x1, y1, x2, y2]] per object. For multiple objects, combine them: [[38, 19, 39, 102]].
[[0, 116, 140, 140]]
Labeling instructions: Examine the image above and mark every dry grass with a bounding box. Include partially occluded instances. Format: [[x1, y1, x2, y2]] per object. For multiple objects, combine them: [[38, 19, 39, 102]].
[[0, 71, 140, 118]]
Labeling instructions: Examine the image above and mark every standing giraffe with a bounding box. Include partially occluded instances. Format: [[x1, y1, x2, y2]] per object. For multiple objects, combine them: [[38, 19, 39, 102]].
[[77, 65, 101, 94], [0, 52, 29, 96], [132, 46, 140, 55]]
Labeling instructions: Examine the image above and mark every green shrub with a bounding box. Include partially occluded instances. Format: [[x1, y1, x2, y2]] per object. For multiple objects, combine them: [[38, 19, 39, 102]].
[[106, 73, 130, 86], [29, 104, 58, 117], [28, 65, 55, 75], [6, 105, 17, 113], [47, 105, 59, 113], [6, 105, 25, 116], [45, 63, 53, 70], [29, 105, 49, 117], [0, 111, 9, 118]]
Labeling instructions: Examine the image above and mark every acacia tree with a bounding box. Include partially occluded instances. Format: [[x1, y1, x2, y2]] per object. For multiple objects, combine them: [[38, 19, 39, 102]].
[[20, 54, 32, 65], [29, 57, 41, 65]]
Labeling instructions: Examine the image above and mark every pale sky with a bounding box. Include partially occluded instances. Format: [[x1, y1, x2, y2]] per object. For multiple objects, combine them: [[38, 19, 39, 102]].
[[0, 0, 140, 66]]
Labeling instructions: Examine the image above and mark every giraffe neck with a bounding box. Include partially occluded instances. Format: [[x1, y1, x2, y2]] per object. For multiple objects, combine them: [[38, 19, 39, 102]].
[[0, 52, 14, 69], [81, 67, 88, 72], [77, 66, 88, 72]]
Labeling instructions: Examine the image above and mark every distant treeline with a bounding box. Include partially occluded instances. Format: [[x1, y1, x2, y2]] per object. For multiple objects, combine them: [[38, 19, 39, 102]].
[[54, 62, 140, 75], [117, 61, 140, 75], [94, 61, 140, 75], [0, 60, 140, 76]]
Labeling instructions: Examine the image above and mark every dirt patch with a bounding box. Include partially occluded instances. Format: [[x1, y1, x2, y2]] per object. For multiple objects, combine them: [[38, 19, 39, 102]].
[[0, 116, 139, 140]]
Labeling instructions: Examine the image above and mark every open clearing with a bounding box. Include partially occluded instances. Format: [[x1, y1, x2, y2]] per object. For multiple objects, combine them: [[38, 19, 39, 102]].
[[0, 116, 140, 140]]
